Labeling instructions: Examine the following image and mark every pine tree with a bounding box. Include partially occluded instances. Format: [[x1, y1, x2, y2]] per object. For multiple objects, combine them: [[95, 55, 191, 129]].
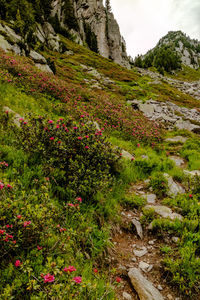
[[105, 0, 112, 13]]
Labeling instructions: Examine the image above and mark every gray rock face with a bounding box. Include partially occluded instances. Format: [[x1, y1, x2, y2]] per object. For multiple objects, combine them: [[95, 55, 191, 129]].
[[51, 0, 130, 68], [131, 99, 200, 132], [184, 170, 200, 177], [0, 35, 12, 52], [128, 268, 164, 300], [145, 205, 183, 221]]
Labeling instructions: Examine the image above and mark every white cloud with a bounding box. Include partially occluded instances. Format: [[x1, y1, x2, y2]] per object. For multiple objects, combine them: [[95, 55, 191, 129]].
[[108, 0, 200, 58]]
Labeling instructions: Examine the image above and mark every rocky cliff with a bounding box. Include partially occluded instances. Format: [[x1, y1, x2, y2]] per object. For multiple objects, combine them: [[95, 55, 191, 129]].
[[51, 0, 130, 68], [0, 0, 130, 68]]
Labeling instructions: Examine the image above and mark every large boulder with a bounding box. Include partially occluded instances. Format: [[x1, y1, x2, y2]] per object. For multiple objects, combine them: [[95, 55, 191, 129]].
[[128, 268, 164, 300]]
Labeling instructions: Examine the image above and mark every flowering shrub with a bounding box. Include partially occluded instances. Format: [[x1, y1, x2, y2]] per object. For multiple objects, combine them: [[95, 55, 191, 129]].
[[14, 115, 119, 199]]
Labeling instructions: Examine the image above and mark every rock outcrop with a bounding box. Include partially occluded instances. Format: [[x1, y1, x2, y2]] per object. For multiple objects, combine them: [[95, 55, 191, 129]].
[[51, 0, 130, 68]]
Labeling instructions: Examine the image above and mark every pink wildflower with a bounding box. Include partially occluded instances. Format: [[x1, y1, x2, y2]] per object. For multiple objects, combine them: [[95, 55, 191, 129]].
[[48, 120, 53, 124], [23, 221, 31, 227], [15, 260, 22, 267], [50, 137, 54, 141], [72, 276, 82, 284], [76, 197, 82, 203], [63, 266, 77, 273], [44, 273, 55, 283]]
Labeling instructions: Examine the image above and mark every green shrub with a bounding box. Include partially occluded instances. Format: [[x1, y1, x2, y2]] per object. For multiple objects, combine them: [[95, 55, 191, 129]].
[[149, 172, 169, 197], [15, 115, 120, 200]]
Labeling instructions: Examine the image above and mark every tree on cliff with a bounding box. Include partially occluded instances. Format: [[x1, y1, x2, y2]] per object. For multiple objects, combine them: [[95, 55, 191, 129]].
[[105, 0, 112, 13]]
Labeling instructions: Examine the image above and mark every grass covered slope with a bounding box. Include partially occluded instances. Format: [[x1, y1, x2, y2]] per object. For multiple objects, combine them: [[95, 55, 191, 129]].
[[0, 34, 200, 299]]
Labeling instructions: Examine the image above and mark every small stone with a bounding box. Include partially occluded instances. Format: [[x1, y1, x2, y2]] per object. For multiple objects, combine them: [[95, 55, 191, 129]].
[[133, 246, 148, 257], [148, 240, 156, 245], [167, 294, 173, 300], [157, 285, 163, 291], [132, 219, 143, 239], [139, 261, 152, 272], [123, 292, 132, 300], [131, 257, 137, 262], [172, 237, 179, 243], [142, 194, 157, 204]]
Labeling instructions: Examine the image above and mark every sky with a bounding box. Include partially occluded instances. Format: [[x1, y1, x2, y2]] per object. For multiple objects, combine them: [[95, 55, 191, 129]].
[[104, 0, 200, 59]]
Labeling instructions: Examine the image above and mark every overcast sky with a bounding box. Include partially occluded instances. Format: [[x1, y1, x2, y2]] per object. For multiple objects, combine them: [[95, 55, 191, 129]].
[[104, 0, 200, 58]]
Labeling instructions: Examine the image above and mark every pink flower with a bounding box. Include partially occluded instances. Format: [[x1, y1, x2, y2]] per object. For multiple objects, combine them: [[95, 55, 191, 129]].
[[77, 137, 82, 140], [44, 273, 55, 283], [23, 221, 31, 227], [85, 135, 89, 139], [15, 260, 22, 267], [63, 265, 77, 273], [76, 197, 82, 203], [137, 143, 140, 148], [59, 228, 66, 232], [85, 146, 89, 149], [19, 118, 24, 122], [72, 276, 82, 284], [17, 215, 22, 219], [93, 268, 98, 273], [73, 127, 78, 130], [50, 137, 54, 141], [48, 120, 53, 124], [0, 183, 4, 189], [189, 194, 193, 198], [57, 141, 61, 144], [37, 245, 43, 250], [116, 277, 122, 283], [67, 203, 74, 207], [7, 184, 13, 189]]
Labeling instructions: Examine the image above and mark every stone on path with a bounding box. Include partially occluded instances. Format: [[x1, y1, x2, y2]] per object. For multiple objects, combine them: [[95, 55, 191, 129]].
[[132, 219, 143, 239], [145, 205, 183, 221], [128, 268, 164, 300], [133, 246, 148, 257], [165, 136, 188, 143], [139, 261, 153, 272], [164, 173, 185, 196], [123, 292, 132, 300], [169, 156, 185, 167], [142, 194, 156, 204], [184, 170, 200, 177]]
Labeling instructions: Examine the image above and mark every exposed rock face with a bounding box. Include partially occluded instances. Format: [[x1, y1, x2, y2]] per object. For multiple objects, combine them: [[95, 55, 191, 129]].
[[130, 99, 200, 133], [51, 0, 130, 68]]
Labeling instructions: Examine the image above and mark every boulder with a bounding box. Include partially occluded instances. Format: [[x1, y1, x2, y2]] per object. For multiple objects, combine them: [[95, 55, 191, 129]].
[[165, 136, 188, 143], [29, 50, 47, 64], [164, 173, 185, 196], [128, 268, 164, 300], [145, 205, 183, 221], [0, 35, 12, 52], [35, 63, 53, 73]]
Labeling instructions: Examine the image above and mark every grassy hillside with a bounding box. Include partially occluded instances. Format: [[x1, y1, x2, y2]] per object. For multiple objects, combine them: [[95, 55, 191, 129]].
[[0, 34, 200, 299]]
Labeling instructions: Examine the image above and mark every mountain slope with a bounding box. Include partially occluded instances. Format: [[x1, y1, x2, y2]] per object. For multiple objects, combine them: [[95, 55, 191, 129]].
[[135, 31, 200, 72]]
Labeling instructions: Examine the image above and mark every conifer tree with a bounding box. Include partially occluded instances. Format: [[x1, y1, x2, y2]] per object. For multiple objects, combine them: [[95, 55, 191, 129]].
[[105, 0, 112, 13]]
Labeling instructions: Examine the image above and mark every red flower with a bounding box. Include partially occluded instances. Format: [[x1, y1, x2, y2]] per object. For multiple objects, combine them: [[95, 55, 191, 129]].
[[50, 137, 54, 141], [76, 197, 82, 203], [93, 268, 98, 273], [15, 260, 22, 267], [63, 265, 77, 273], [17, 215, 22, 219], [44, 273, 55, 283], [37, 245, 43, 250], [116, 277, 122, 283], [85, 146, 89, 149], [23, 221, 31, 227], [7, 184, 13, 189], [72, 276, 82, 284], [189, 194, 193, 198], [48, 120, 53, 124]]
